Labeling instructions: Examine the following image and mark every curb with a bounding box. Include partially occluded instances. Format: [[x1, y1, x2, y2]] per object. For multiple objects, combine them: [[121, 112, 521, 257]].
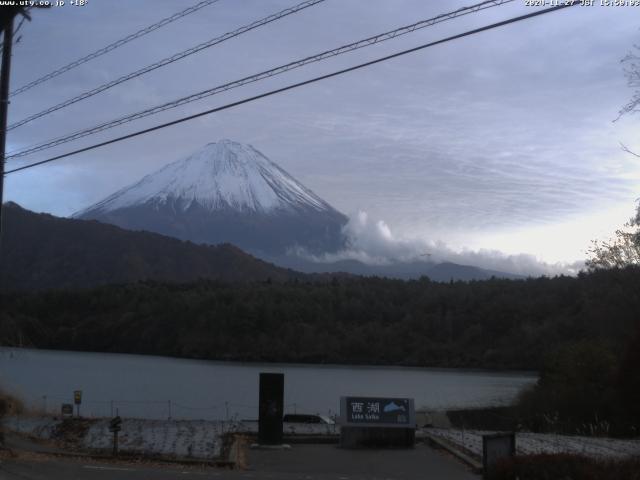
[[423, 432, 483, 473], [235, 433, 340, 445], [10, 447, 234, 468], [285, 435, 339, 444]]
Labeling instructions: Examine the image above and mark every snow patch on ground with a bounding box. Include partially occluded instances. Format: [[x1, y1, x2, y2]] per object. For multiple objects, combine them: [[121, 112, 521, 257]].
[[3, 416, 337, 460], [3, 416, 59, 440], [12, 416, 633, 462], [84, 418, 224, 459], [427, 428, 640, 460], [4, 416, 226, 459]]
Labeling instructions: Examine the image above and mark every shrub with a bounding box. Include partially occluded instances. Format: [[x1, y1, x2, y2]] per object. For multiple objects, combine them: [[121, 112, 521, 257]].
[[0, 388, 24, 447], [487, 454, 640, 480], [0, 388, 25, 417], [515, 340, 621, 435]]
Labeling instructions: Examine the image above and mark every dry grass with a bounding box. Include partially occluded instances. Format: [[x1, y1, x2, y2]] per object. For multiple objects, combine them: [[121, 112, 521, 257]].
[[233, 435, 249, 470], [0, 388, 26, 448], [0, 388, 25, 417]]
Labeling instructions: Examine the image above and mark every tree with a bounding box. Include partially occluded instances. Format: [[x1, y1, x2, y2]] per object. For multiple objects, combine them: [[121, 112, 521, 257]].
[[516, 340, 618, 434], [586, 202, 640, 270], [588, 42, 640, 269], [618, 44, 640, 119], [618, 44, 640, 158], [616, 327, 640, 430]]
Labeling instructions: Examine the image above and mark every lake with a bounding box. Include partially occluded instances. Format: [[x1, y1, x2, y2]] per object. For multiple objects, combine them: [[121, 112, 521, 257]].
[[0, 348, 536, 420]]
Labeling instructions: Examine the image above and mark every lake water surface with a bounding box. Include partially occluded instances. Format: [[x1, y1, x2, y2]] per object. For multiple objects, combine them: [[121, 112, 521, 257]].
[[0, 348, 536, 420]]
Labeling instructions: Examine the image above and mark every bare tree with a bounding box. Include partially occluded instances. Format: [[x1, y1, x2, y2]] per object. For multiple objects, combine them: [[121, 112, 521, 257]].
[[587, 201, 640, 270], [618, 44, 640, 119], [588, 43, 640, 269]]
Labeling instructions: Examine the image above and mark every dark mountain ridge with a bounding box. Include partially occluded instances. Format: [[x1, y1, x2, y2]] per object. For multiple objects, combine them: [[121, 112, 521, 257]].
[[272, 256, 524, 281], [1, 202, 524, 290], [0, 202, 303, 290]]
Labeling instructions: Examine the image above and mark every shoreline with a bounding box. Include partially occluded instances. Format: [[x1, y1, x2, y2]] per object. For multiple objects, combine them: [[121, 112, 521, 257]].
[[0, 346, 539, 376]]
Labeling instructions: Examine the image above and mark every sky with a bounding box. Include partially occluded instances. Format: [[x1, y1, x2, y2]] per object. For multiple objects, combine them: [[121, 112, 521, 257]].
[[3, 0, 640, 275]]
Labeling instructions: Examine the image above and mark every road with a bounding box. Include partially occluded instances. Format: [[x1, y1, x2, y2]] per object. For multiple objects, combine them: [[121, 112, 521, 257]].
[[0, 444, 479, 480]]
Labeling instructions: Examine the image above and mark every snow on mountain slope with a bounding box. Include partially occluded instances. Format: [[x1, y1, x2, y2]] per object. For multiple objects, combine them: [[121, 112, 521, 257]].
[[75, 140, 333, 216], [74, 140, 348, 256]]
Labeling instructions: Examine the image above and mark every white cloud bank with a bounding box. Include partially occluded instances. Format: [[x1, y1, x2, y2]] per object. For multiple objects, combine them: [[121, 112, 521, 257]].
[[305, 211, 585, 277]]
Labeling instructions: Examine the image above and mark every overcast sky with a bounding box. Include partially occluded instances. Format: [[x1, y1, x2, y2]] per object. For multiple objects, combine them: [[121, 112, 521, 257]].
[[3, 0, 640, 274]]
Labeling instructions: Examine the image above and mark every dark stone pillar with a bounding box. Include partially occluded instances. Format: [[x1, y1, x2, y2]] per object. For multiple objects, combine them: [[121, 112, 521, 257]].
[[258, 373, 284, 445]]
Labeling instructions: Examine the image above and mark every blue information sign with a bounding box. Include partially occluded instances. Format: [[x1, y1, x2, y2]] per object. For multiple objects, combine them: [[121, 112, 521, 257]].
[[340, 396, 415, 428]]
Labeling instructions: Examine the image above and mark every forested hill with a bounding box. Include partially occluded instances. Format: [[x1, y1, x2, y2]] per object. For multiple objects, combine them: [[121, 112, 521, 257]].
[[0, 202, 304, 290], [2, 267, 639, 370]]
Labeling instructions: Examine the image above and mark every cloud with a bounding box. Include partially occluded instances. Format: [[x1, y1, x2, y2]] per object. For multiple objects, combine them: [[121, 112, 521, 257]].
[[301, 211, 584, 277]]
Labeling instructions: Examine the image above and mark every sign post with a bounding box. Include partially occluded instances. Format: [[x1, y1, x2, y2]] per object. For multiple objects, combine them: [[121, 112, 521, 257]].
[[60, 404, 73, 418], [109, 416, 122, 456], [339, 396, 416, 448], [73, 390, 82, 418]]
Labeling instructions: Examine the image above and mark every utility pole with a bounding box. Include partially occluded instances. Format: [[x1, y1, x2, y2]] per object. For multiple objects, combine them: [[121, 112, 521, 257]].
[[0, 5, 47, 253], [0, 12, 15, 250]]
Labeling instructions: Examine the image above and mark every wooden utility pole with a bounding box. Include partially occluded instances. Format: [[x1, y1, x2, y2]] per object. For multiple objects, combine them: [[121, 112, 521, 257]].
[[0, 12, 15, 248]]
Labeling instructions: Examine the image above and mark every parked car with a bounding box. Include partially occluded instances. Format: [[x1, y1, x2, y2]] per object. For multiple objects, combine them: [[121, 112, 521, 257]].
[[283, 413, 335, 425]]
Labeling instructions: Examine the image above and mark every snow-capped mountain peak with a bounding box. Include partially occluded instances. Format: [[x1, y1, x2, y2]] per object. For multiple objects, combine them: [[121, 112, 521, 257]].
[[74, 140, 348, 256], [75, 139, 334, 216]]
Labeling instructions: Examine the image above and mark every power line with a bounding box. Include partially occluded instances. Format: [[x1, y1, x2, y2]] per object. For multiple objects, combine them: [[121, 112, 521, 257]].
[[5, 2, 579, 176], [9, 0, 222, 97], [7, 0, 515, 159], [7, 0, 327, 132]]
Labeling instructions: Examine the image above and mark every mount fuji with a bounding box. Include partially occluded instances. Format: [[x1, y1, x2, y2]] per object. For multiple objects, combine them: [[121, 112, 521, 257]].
[[74, 139, 522, 281], [75, 140, 348, 256]]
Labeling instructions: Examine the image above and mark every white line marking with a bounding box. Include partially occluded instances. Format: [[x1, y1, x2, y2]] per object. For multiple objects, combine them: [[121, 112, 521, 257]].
[[83, 465, 136, 472]]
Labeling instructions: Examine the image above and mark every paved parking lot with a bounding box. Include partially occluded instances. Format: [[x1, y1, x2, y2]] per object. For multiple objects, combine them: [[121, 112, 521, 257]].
[[245, 443, 479, 480], [1, 442, 478, 480]]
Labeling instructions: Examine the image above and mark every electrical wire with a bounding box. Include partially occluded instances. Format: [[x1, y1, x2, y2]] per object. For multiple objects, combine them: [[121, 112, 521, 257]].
[[7, 0, 327, 131], [9, 0, 222, 97], [5, 3, 578, 175], [7, 0, 515, 159]]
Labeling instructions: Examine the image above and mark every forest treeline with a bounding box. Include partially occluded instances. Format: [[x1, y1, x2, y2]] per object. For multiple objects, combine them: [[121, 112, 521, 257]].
[[1, 266, 639, 371]]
